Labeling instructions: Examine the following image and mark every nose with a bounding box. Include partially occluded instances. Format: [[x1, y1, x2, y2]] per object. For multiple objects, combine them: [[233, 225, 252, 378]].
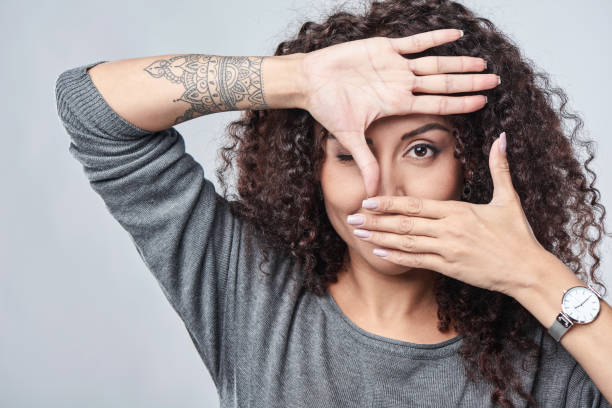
[[375, 164, 405, 197]]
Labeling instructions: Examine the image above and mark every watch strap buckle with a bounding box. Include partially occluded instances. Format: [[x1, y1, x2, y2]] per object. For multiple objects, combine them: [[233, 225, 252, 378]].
[[548, 312, 574, 342]]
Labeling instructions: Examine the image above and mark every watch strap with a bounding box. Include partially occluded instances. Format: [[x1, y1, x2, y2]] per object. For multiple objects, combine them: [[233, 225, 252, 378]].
[[548, 312, 573, 342], [587, 282, 605, 300]]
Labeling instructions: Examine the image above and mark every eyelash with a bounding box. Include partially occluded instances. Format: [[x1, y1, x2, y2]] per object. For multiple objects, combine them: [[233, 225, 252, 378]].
[[336, 143, 440, 162]]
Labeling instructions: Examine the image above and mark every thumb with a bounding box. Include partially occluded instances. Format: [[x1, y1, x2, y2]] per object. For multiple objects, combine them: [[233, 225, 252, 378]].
[[489, 131, 515, 203], [350, 139, 380, 198]]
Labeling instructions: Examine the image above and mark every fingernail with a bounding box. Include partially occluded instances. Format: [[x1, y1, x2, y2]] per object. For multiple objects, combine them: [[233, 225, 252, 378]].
[[373, 248, 388, 257], [499, 131, 507, 153], [497, 75, 501, 85], [459, 30, 464, 37], [347, 214, 365, 226], [483, 59, 488, 70], [354, 229, 371, 238], [484, 95, 488, 104], [362, 199, 379, 209]]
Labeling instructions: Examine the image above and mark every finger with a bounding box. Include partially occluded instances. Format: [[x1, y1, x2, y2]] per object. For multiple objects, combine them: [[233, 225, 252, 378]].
[[408, 55, 487, 75], [404, 94, 487, 115], [489, 131, 517, 204], [356, 229, 440, 255], [412, 73, 500, 94], [362, 195, 459, 219], [348, 213, 441, 238], [373, 247, 448, 273], [389, 29, 463, 54], [344, 136, 380, 198]]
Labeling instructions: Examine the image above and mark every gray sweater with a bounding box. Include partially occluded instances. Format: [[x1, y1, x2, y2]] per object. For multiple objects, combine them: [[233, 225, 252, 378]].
[[55, 60, 610, 408]]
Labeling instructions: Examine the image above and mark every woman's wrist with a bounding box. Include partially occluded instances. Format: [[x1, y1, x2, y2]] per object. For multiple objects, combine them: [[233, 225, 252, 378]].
[[261, 53, 309, 110]]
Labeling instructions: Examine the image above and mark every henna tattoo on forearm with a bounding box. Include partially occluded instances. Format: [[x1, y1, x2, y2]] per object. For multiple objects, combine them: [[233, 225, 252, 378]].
[[144, 54, 268, 125]]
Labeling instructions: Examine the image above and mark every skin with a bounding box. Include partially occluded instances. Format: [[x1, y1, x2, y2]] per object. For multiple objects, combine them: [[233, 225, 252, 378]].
[[317, 113, 464, 343]]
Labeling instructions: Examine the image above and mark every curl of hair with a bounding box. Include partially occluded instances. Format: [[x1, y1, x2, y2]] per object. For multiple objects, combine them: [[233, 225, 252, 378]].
[[215, 0, 610, 406]]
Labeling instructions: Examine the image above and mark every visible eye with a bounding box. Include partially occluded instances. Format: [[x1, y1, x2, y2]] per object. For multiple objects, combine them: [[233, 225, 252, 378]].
[[335, 143, 439, 162], [405, 143, 439, 159]]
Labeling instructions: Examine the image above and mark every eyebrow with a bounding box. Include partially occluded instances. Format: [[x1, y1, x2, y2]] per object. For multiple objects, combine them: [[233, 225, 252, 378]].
[[326, 122, 450, 145]]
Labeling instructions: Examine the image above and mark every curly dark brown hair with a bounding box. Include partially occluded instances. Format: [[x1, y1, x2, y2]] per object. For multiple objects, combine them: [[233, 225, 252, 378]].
[[214, 0, 610, 406]]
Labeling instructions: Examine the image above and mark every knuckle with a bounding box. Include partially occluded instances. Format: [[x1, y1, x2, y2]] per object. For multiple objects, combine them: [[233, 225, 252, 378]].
[[401, 235, 416, 251], [398, 216, 414, 234], [380, 198, 393, 211], [445, 222, 462, 238], [395, 251, 410, 265], [456, 202, 472, 216], [446, 246, 458, 259], [368, 215, 378, 229], [402, 197, 422, 214], [498, 158, 511, 172], [412, 253, 425, 268], [447, 245, 464, 260], [441, 221, 454, 237]]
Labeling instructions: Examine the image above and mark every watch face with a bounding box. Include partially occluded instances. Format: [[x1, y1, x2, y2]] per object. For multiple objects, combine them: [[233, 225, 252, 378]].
[[561, 286, 601, 323]]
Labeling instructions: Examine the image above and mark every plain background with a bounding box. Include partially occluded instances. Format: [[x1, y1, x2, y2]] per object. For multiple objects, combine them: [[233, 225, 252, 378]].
[[1, 0, 611, 406]]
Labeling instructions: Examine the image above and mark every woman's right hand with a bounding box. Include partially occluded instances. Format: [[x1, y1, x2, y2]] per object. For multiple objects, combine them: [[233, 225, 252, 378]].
[[299, 28, 499, 198]]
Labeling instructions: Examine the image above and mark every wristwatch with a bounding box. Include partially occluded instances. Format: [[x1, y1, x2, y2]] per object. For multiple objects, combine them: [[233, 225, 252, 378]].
[[548, 282, 603, 342]]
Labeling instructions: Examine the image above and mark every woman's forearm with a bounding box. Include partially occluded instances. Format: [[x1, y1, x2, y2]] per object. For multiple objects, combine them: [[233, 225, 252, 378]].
[[86, 53, 307, 132]]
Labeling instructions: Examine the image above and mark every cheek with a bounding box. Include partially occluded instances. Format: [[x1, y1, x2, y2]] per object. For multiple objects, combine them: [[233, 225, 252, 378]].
[[409, 155, 464, 200], [320, 158, 365, 225]]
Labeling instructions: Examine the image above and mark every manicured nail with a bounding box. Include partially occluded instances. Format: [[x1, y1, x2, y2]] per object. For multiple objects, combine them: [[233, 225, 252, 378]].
[[354, 229, 371, 238], [362, 199, 379, 209], [459, 30, 464, 37], [497, 75, 501, 85], [499, 131, 507, 153], [484, 95, 488, 104], [373, 248, 388, 257], [347, 214, 365, 226]]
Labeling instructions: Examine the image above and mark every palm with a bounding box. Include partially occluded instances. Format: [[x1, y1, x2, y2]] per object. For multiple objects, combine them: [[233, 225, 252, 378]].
[[304, 37, 417, 139], [300, 29, 499, 197]]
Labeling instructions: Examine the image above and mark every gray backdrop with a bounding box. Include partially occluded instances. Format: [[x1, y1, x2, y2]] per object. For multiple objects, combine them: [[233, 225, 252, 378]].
[[2, 0, 610, 406]]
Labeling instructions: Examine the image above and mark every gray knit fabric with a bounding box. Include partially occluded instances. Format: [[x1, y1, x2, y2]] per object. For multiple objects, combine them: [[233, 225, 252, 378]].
[[55, 60, 610, 408]]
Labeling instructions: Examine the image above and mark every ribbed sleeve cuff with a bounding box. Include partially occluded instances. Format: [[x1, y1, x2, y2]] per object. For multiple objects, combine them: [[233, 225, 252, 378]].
[[55, 60, 153, 140]]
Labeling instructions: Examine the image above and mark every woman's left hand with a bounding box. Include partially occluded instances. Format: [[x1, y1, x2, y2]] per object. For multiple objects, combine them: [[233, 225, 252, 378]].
[[350, 131, 552, 298]]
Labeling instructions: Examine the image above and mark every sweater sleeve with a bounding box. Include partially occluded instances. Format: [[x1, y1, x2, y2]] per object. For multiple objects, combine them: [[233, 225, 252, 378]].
[[54, 60, 245, 387], [565, 361, 611, 408]]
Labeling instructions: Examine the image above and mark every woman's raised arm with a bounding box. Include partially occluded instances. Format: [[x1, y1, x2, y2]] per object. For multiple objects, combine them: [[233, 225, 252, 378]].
[[83, 29, 499, 198], [86, 53, 307, 132], [55, 56, 302, 387]]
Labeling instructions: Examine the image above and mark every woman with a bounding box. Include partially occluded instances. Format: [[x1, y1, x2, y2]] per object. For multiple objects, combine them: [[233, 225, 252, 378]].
[[55, 0, 611, 406]]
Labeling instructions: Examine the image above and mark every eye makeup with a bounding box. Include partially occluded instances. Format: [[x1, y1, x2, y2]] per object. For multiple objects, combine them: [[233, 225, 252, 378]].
[[335, 142, 441, 162], [327, 122, 451, 163]]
